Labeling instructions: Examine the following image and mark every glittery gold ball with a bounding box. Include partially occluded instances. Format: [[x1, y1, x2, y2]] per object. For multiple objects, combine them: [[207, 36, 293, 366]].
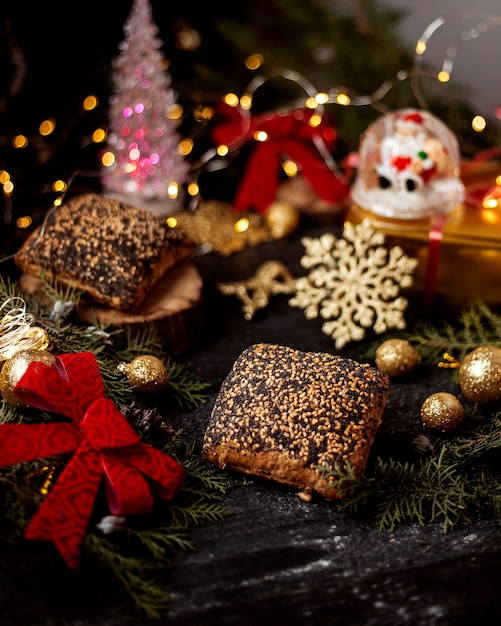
[[459, 346, 501, 404], [375, 338, 421, 377], [264, 202, 300, 239], [0, 349, 56, 408], [421, 392, 464, 432], [118, 355, 170, 394]]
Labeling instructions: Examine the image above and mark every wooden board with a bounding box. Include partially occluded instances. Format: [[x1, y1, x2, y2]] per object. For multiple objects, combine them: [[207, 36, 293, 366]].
[[20, 260, 204, 355]]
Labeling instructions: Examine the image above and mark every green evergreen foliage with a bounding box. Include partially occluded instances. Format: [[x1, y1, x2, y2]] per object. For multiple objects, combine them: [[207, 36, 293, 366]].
[[0, 273, 229, 618], [321, 301, 501, 534]]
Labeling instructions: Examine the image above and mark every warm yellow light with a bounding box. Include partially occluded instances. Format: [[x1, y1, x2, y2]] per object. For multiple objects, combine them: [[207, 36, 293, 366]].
[[53, 197, 63, 207], [101, 151, 116, 167], [415, 40, 427, 55], [0, 170, 10, 184], [178, 138, 193, 155], [305, 97, 317, 109], [223, 93, 239, 107], [437, 70, 450, 83], [52, 179, 67, 192], [245, 53, 264, 70], [124, 163, 136, 173], [335, 93, 351, 105], [188, 182, 199, 196], [472, 115, 487, 132], [167, 182, 179, 199], [309, 113, 322, 127], [194, 106, 213, 122], [167, 104, 183, 120], [315, 92, 329, 104], [39, 119, 55, 136], [92, 128, 107, 143], [83, 95, 98, 111], [254, 130, 268, 142], [13, 135, 28, 148], [496, 175, 501, 186], [481, 208, 499, 222], [234, 218, 250, 233], [166, 216, 178, 228], [16, 215, 32, 229], [217, 145, 229, 156], [240, 94, 252, 110], [3, 180, 14, 195], [282, 160, 298, 177]]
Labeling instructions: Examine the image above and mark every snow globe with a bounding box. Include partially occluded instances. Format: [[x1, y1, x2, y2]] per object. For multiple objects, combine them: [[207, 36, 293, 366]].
[[351, 108, 465, 222]]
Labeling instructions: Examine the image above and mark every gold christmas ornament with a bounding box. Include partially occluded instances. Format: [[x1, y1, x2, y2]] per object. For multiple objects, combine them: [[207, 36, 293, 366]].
[[458, 346, 501, 404], [118, 355, 170, 394], [375, 338, 421, 377], [264, 201, 300, 239], [421, 392, 464, 432], [0, 349, 56, 408]]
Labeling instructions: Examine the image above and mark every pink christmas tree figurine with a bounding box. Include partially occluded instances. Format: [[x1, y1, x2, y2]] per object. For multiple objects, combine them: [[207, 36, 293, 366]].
[[101, 0, 189, 214]]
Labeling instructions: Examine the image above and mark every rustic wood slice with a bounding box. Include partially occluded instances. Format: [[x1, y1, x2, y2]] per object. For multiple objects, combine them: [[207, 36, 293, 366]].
[[20, 261, 204, 356]]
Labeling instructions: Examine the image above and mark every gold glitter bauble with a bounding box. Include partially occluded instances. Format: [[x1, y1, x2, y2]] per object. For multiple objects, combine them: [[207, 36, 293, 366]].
[[264, 202, 300, 239], [459, 346, 501, 404], [118, 355, 170, 394], [375, 338, 421, 377], [421, 392, 464, 432], [0, 349, 56, 408]]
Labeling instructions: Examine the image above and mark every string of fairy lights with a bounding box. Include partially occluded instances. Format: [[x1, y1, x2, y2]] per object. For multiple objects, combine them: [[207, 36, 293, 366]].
[[1, 11, 501, 232]]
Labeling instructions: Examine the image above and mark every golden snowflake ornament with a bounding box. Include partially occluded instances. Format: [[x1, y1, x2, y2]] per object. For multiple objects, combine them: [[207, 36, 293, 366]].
[[288, 219, 418, 349]]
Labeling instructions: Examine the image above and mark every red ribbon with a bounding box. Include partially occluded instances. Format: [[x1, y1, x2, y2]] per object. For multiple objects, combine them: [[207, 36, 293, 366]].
[[0, 352, 185, 568], [210, 103, 349, 213]]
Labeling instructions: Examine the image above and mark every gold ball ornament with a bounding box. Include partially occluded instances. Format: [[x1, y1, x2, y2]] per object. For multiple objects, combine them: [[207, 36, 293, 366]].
[[421, 392, 464, 432], [264, 201, 300, 239], [458, 346, 501, 404], [375, 338, 421, 377], [118, 355, 170, 394], [0, 349, 56, 408]]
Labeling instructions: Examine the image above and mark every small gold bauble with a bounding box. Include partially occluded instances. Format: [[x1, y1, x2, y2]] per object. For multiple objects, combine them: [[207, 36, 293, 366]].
[[459, 346, 501, 404], [0, 349, 56, 408], [118, 355, 170, 394], [375, 338, 421, 377], [421, 392, 464, 432], [264, 202, 300, 239]]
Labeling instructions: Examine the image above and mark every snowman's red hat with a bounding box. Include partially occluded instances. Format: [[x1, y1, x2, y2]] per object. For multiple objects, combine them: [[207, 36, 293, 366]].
[[395, 111, 424, 130]]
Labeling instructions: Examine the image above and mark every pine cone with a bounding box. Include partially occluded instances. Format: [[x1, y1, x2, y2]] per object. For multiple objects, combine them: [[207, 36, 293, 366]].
[[121, 403, 175, 447]]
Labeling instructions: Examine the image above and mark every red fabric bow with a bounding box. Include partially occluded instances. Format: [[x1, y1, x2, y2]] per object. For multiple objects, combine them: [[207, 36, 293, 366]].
[[210, 103, 349, 213], [0, 352, 185, 568]]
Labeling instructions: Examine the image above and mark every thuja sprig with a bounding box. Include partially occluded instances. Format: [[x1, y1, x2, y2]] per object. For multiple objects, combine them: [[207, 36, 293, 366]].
[[81, 436, 230, 619], [319, 449, 484, 533], [404, 300, 501, 365]]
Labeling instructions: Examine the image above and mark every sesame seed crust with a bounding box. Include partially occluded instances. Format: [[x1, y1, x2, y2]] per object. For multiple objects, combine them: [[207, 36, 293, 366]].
[[14, 193, 195, 312], [203, 343, 390, 500]]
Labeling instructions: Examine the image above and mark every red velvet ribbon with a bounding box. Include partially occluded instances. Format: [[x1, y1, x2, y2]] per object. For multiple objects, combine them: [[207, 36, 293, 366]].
[[210, 103, 349, 213], [0, 352, 185, 568]]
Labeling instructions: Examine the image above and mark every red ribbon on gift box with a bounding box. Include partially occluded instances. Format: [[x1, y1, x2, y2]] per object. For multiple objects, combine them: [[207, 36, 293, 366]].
[[0, 351, 185, 568], [210, 103, 350, 213]]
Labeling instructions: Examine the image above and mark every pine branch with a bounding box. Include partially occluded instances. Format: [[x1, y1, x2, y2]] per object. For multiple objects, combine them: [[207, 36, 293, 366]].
[[83, 533, 171, 620]]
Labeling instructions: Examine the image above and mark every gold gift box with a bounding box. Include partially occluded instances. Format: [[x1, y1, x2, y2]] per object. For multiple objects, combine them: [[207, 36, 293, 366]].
[[345, 162, 501, 312]]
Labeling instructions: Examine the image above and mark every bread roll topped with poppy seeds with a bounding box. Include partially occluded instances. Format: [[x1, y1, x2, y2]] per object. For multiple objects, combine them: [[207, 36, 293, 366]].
[[14, 193, 195, 312], [203, 343, 389, 500]]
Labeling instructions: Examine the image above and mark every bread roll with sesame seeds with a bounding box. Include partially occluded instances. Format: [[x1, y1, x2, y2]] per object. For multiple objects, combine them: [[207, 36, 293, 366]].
[[14, 193, 196, 312], [203, 343, 390, 500]]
